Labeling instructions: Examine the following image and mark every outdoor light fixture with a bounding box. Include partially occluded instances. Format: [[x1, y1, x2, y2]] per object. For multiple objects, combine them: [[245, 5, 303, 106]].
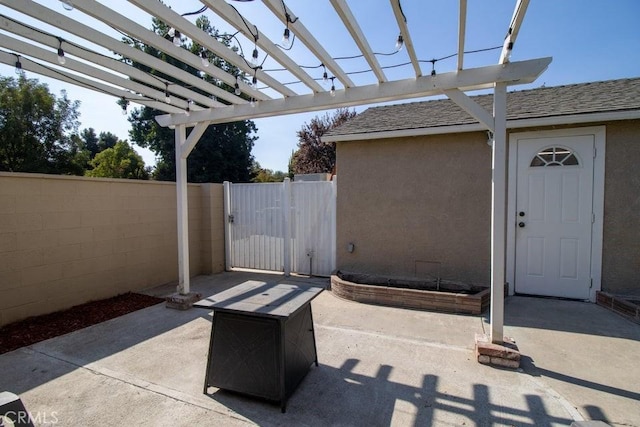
[[14, 56, 23, 75], [234, 77, 241, 96], [395, 34, 404, 51], [322, 65, 328, 84], [121, 97, 128, 115], [185, 99, 192, 116], [57, 39, 66, 65], [252, 74, 258, 87], [164, 83, 171, 104], [250, 98, 255, 107], [201, 50, 209, 67], [330, 77, 336, 97], [168, 28, 181, 46], [250, 46, 259, 66], [282, 28, 291, 48], [59, 0, 73, 11], [502, 35, 513, 63]]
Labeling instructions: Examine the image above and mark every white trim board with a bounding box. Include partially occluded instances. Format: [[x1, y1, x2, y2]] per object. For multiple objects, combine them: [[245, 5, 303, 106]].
[[324, 110, 640, 143], [506, 126, 606, 302]]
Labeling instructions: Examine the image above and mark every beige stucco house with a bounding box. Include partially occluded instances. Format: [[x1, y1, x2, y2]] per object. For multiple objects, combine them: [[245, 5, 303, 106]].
[[325, 78, 640, 301]]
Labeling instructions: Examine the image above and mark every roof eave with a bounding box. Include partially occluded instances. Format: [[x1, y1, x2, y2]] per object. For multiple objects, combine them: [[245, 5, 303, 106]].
[[324, 109, 640, 142]]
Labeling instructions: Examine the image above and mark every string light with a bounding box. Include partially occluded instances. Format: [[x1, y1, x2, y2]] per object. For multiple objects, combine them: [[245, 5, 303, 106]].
[[395, 34, 404, 51], [164, 83, 171, 104], [282, 28, 291, 49], [14, 55, 23, 76], [200, 50, 209, 67], [251, 69, 258, 87], [250, 45, 259, 67], [322, 64, 328, 84], [168, 28, 181, 46], [121, 97, 128, 115], [250, 98, 255, 107], [57, 38, 66, 65], [60, 0, 73, 11], [329, 77, 336, 97], [502, 32, 513, 63], [185, 99, 192, 116], [234, 76, 241, 96]]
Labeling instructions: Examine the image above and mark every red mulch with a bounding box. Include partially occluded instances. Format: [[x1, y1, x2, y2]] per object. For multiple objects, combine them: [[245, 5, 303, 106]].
[[0, 293, 164, 355]]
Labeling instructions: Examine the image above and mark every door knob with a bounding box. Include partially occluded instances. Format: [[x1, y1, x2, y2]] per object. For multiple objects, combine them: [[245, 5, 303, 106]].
[[518, 222, 525, 228]]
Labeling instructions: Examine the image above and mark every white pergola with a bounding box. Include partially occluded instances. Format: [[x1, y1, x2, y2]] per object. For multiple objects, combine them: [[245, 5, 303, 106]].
[[0, 0, 549, 344]]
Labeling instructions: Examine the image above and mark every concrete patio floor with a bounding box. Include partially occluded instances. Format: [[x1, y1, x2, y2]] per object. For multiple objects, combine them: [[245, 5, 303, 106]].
[[1, 272, 639, 426]]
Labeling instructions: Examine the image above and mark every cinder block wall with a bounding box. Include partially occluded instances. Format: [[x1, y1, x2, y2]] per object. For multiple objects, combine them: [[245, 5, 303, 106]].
[[0, 173, 225, 326]]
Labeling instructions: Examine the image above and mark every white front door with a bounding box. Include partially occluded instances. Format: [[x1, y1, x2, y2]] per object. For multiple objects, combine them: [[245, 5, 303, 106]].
[[514, 135, 595, 299]]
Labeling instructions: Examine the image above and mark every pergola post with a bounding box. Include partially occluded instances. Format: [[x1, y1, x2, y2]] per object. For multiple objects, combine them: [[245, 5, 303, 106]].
[[175, 124, 190, 296], [490, 82, 507, 344]]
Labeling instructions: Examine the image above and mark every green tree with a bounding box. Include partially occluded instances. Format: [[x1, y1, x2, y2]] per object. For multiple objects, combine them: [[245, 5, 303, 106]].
[[97, 131, 118, 152], [291, 108, 356, 175], [81, 128, 100, 158], [251, 161, 286, 182], [125, 15, 257, 183], [86, 140, 149, 180], [0, 75, 83, 174]]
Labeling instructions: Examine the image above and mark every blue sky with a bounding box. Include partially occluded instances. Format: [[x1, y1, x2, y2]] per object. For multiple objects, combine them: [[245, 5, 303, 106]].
[[1, 0, 639, 173]]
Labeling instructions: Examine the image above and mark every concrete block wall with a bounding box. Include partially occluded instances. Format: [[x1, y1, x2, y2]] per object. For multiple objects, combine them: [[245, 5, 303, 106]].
[[0, 173, 225, 326]]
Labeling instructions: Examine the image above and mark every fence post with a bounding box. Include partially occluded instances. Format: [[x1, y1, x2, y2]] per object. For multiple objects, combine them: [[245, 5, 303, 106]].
[[283, 178, 292, 276], [331, 176, 337, 273], [223, 181, 232, 271]]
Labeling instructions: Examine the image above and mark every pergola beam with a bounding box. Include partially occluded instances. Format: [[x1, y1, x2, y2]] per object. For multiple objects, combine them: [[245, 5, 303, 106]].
[[200, 0, 325, 94], [330, 0, 387, 83], [390, 0, 422, 77], [0, 51, 182, 114], [0, 33, 199, 112], [262, 0, 355, 88], [500, 0, 530, 64], [71, 0, 268, 101], [0, 16, 223, 109], [3, 0, 247, 106], [443, 88, 494, 131], [157, 57, 551, 127], [457, 0, 468, 70], [128, 0, 295, 98]]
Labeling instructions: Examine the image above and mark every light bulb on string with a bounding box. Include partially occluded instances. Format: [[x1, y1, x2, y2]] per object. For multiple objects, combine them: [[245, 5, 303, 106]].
[[60, 0, 73, 11], [329, 78, 336, 97], [185, 99, 192, 116], [250, 46, 259, 67], [234, 77, 241, 96], [57, 39, 66, 65], [121, 97, 128, 115], [164, 83, 171, 104], [282, 28, 291, 48], [250, 98, 255, 108], [322, 65, 328, 84], [200, 50, 209, 67], [14, 56, 23, 76], [395, 34, 404, 51], [502, 35, 513, 63]]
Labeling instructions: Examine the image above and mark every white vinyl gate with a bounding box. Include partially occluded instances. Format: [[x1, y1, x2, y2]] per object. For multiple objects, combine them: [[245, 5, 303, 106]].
[[224, 178, 336, 276]]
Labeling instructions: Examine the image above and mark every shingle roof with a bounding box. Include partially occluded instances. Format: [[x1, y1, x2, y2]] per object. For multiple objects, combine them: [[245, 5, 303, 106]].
[[327, 78, 640, 137]]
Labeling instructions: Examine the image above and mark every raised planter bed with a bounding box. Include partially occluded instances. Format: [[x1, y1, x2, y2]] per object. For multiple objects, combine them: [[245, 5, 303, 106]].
[[330, 271, 502, 315], [596, 291, 640, 324]]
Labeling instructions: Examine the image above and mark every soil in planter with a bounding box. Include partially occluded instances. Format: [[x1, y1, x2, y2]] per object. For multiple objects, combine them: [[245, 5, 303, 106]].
[[336, 271, 487, 295]]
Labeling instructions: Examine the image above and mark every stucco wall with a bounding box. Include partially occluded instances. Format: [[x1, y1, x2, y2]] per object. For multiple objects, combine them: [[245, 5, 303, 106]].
[[601, 120, 640, 293], [0, 173, 225, 326], [336, 132, 492, 285], [336, 120, 640, 295]]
